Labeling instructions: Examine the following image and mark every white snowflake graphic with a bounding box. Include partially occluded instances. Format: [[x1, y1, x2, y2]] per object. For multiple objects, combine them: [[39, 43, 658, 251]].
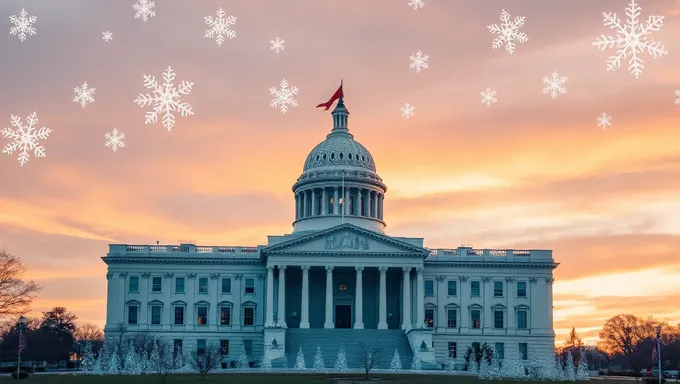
[[133, 0, 155, 22], [102, 31, 113, 42], [205, 7, 236, 46], [401, 103, 415, 118], [105, 128, 126, 152], [597, 113, 612, 129], [674, 89, 680, 105], [73, 82, 96, 108], [270, 37, 285, 53], [409, 51, 429, 73], [487, 9, 528, 55], [2, 112, 51, 166], [480, 88, 498, 106], [592, 0, 667, 79], [134, 66, 195, 131], [541, 71, 568, 99], [408, 0, 425, 10], [9, 8, 37, 42], [269, 79, 299, 114]]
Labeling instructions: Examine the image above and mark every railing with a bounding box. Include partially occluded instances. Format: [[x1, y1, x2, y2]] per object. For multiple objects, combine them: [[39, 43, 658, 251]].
[[111, 244, 260, 256], [427, 247, 552, 260]]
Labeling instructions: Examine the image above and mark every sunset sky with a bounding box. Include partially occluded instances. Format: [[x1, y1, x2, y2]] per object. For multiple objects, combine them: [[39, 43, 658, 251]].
[[1, 0, 680, 346]]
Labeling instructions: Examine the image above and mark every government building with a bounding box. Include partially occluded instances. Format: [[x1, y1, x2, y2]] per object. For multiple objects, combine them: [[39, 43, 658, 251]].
[[103, 98, 557, 370]]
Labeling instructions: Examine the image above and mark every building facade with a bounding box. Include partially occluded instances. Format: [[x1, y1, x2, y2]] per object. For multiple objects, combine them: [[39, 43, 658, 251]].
[[103, 98, 557, 369]]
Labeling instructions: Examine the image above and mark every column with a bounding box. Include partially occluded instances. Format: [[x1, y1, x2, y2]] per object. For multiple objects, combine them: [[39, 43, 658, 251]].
[[311, 189, 317, 216], [482, 276, 492, 331], [370, 192, 375, 218], [324, 266, 334, 328], [265, 265, 275, 327], [277, 266, 287, 328], [295, 194, 299, 219], [322, 188, 328, 215], [333, 188, 339, 215], [106, 273, 115, 324], [186, 273, 196, 326], [506, 276, 515, 332], [140, 273, 149, 326], [358, 189, 363, 216], [378, 194, 384, 220], [459, 276, 469, 331], [300, 265, 310, 328], [209, 273, 219, 330], [344, 187, 350, 215], [364, 189, 370, 217], [416, 267, 425, 329], [401, 267, 412, 330], [233, 274, 242, 327], [378, 267, 388, 329], [436, 276, 446, 332], [354, 266, 364, 329], [545, 277, 555, 334], [529, 277, 537, 332], [302, 192, 308, 218]]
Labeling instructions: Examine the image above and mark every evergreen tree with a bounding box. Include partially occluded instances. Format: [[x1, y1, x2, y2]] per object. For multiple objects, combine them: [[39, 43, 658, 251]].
[[576, 347, 590, 381], [469, 358, 479, 375], [282, 353, 289, 369], [80, 341, 95, 373], [410, 351, 421, 373], [313, 346, 325, 372], [123, 341, 142, 375], [237, 347, 249, 371], [564, 351, 576, 381], [333, 346, 348, 372], [92, 352, 102, 375], [260, 346, 272, 372], [294, 347, 306, 370], [107, 346, 120, 375], [551, 354, 565, 381], [479, 348, 491, 379], [148, 340, 161, 374], [389, 349, 402, 372], [445, 355, 456, 373], [488, 348, 501, 379]]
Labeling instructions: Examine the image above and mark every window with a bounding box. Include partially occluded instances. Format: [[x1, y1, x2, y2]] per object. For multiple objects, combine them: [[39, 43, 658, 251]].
[[197, 339, 206, 355], [517, 310, 528, 329], [175, 277, 185, 293], [173, 339, 183, 356], [494, 342, 505, 359], [244, 339, 253, 356], [494, 310, 504, 328], [494, 281, 504, 297], [425, 309, 434, 328], [471, 309, 481, 328], [470, 281, 480, 297], [128, 305, 138, 325], [447, 309, 457, 328], [519, 343, 528, 360], [221, 278, 231, 294], [129, 276, 139, 293], [220, 306, 231, 325], [197, 306, 208, 325], [424, 280, 434, 296], [243, 307, 254, 326], [152, 276, 162, 292], [198, 278, 209, 294], [244, 278, 255, 294], [447, 280, 457, 296], [517, 281, 527, 297], [174, 306, 184, 325], [151, 305, 161, 325], [448, 342, 457, 358], [220, 340, 229, 356]]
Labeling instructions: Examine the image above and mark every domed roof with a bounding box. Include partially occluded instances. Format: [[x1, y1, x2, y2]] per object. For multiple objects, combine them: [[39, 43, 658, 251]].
[[303, 133, 376, 172]]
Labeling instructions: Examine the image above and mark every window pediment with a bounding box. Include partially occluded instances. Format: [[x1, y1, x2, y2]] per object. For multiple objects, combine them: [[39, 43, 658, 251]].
[[468, 303, 482, 309], [148, 299, 164, 306], [242, 300, 257, 307], [424, 303, 436, 309], [194, 300, 210, 306], [218, 300, 234, 307], [491, 303, 506, 310], [445, 303, 460, 309], [171, 300, 186, 306], [126, 299, 140, 305], [515, 304, 530, 309]]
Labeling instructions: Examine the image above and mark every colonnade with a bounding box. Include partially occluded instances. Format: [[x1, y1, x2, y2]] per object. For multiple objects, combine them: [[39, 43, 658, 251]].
[[294, 187, 384, 221]]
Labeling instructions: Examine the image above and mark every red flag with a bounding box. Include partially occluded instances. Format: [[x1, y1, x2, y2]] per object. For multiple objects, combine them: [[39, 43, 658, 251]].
[[18, 332, 26, 353], [652, 344, 658, 361], [316, 82, 344, 111]]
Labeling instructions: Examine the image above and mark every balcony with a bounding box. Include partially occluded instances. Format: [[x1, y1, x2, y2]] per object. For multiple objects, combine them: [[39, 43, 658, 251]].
[[425, 246, 553, 263], [107, 244, 261, 258]]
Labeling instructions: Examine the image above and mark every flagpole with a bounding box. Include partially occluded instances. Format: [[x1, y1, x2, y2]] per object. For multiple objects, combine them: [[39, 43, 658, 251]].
[[657, 325, 662, 384], [341, 171, 345, 224]]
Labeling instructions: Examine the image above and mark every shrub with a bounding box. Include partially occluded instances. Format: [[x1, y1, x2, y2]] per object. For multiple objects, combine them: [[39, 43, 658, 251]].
[[11, 370, 29, 379]]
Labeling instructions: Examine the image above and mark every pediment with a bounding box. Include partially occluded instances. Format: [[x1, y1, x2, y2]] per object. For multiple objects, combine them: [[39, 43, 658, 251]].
[[263, 223, 430, 256]]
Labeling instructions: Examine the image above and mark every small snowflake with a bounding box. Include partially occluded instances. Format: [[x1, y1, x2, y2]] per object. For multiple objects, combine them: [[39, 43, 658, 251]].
[[73, 82, 96, 108], [102, 31, 113, 42], [105, 128, 126, 152], [542, 71, 567, 99], [134, 66, 194, 131], [480, 88, 498, 106], [269, 79, 299, 114], [409, 51, 429, 73], [1, 112, 51, 166], [675, 89, 680, 105], [597, 113, 612, 129], [9, 8, 37, 42], [270, 37, 285, 53], [408, 0, 425, 10], [133, 0, 155, 21], [487, 9, 528, 55], [205, 7, 236, 46], [401, 103, 415, 118], [593, 0, 667, 79]]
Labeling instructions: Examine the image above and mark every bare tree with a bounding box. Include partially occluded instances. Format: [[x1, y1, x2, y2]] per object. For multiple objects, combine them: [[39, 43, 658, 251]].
[[149, 339, 175, 384], [598, 314, 656, 380], [189, 345, 221, 379], [75, 323, 104, 342], [358, 343, 382, 379], [0, 250, 41, 318], [107, 322, 128, 365]]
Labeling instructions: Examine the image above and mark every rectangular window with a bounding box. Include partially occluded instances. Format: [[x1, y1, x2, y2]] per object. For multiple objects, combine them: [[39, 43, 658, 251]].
[[243, 307, 254, 326], [470, 281, 480, 297], [221, 278, 232, 294], [517, 310, 528, 329], [519, 343, 528, 360], [517, 281, 527, 297], [425, 309, 434, 327], [494, 342, 505, 359], [152, 276, 162, 292], [471, 309, 481, 328], [197, 339, 206, 355], [175, 277, 185, 293], [494, 281, 504, 297], [174, 306, 184, 325], [244, 278, 255, 294], [447, 280, 457, 296], [494, 310, 504, 328], [244, 339, 253, 356], [128, 305, 138, 325], [448, 342, 457, 358], [198, 277, 209, 294], [220, 340, 229, 356], [447, 309, 457, 328], [220, 306, 231, 325], [424, 280, 434, 296], [197, 306, 208, 325], [173, 339, 183, 355], [129, 276, 139, 293], [151, 305, 161, 325]]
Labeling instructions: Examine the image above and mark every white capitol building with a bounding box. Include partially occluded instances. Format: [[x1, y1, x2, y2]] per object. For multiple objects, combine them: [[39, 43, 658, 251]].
[[103, 98, 557, 370]]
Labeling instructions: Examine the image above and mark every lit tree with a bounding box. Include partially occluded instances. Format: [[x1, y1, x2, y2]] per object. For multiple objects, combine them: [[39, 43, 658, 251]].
[[479, 348, 491, 379], [564, 351, 576, 381], [108, 346, 120, 375], [237, 347, 249, 370], [389, 349, 402, 372], [410, 351, 422, 373], [294, 347, 306, 370], [313, 346, 325, 372], [80, 341, 95, 373], [333, 346, 348, 372], [260, 346, 272, 372], [576, 347, 590, 381], [123, 341, 142, 375], [445, 354, 456, 373]]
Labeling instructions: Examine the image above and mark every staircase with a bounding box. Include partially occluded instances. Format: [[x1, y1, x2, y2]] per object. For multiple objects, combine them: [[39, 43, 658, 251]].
[[284, 329, 414, 370]]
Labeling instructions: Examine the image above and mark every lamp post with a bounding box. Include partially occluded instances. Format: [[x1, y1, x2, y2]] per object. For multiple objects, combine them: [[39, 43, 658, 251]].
[[16, 315, 27, 380], [657, 325, 662, 384]]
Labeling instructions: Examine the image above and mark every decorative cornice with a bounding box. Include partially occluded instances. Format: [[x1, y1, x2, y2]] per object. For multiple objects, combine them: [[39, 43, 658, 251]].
[[378, 266, 388, 274], [164, 272, 174, 278], [103, 258, 262, 266], [187, 273, 197, 279], [301, 265, 310, 272], [402, 267, 412, 274], [119, 272, 128, 278], [266, 251, 425, 258], [209, 273, 220, 280], [505, 276, 515, 282], [325, 265, 334, 273], [355, 266, 364, 273], [482, 276, 492, 282], [277, 265, 287, 271], [424, 261, 558, 269], [529, 277, 538, 283], [459, 276, 469, 282], [545, 277, 555, 284], [266, 265, 275, 271], [106, 272, 113, 280]]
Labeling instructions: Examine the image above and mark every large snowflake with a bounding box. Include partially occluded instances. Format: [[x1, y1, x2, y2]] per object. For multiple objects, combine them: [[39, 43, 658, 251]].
[[105, 128, 126, 152], [675, 89, 680, 105], [409, 51, 429, 73], [73, 82, 96, 108], [134, 66, 194, 131], [102, 31, 113, 42], [592, 0, 667, 79], [487, 9, 528, 55], [205, 7, 236, 46], [408, 0, 425, 10], [597, 113, 612, 129], [269, 79, 299, 114], [542, 71, 567, 99], [270, 37, 285, 53], [401, 103, 415, 118], [480, 88, 497, 106], [133, 0, 155, 22], [1, 112, 51, 166], [9, 8, 37, 42]]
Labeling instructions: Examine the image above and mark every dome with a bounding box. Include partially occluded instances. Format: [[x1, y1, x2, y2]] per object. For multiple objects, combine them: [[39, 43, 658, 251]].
[[303, 133, 376, 172]]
